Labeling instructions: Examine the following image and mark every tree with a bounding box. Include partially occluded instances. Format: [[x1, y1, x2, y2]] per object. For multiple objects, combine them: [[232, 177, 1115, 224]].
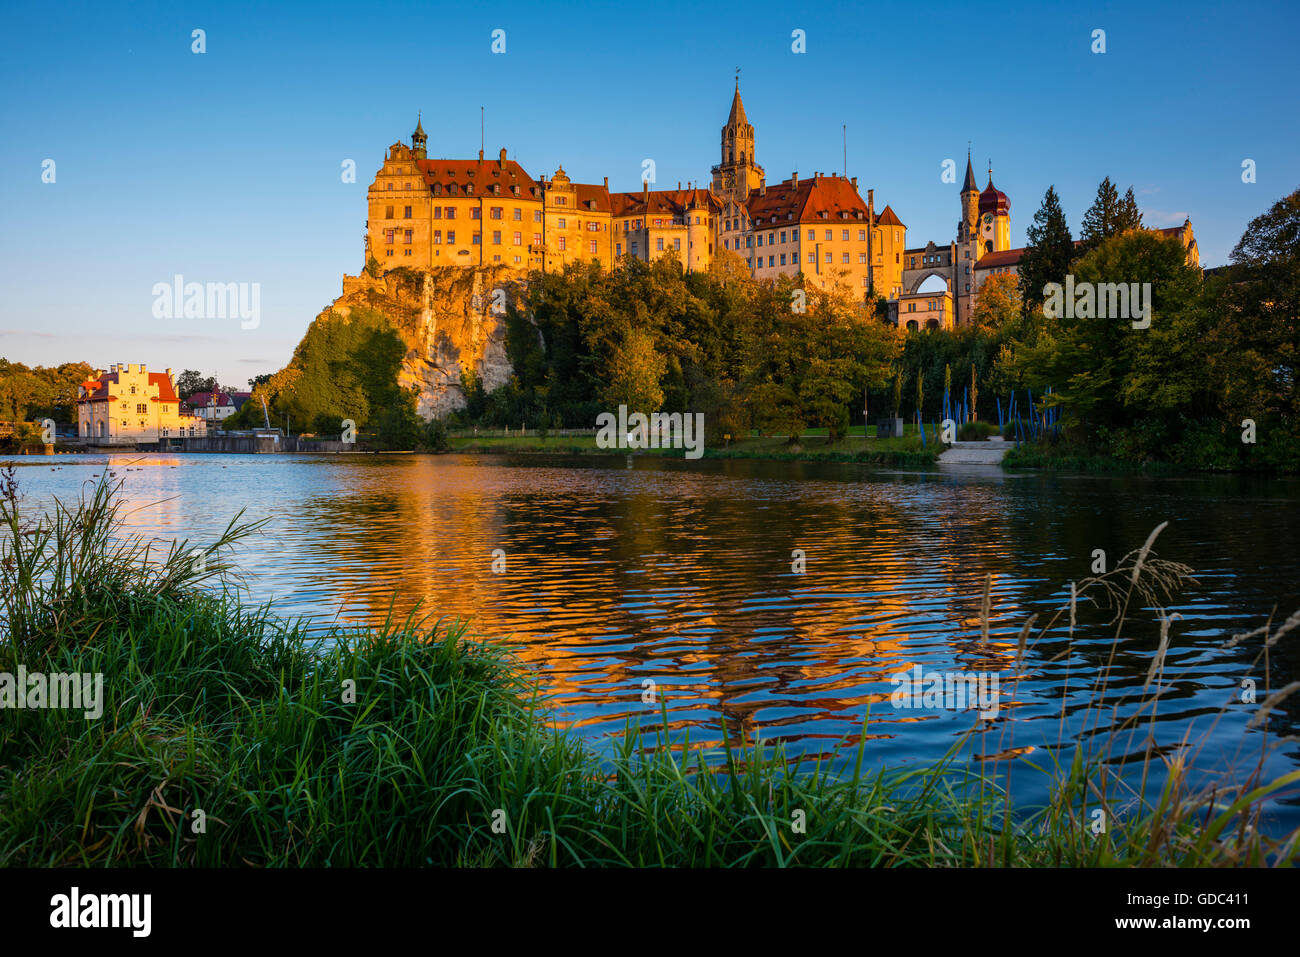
[[176, 370, 215, 400], [1116, 186, 1144, 234], [1081, 177, 1145, 255], [1018, 186, 1074, 312]]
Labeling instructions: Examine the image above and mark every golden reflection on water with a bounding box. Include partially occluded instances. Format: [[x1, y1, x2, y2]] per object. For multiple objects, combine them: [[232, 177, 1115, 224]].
[[13, 451, 1297, 781]]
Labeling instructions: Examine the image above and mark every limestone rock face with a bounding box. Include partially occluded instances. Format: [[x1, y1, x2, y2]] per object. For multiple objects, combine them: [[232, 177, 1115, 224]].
[[333, 266, 520, 419]]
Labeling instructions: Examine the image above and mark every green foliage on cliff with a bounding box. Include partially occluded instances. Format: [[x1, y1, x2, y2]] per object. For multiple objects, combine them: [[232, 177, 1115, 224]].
[[225, 306, 421, 449]]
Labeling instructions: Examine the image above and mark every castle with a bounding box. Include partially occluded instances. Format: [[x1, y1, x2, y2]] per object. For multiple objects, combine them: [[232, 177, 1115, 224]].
[[363, 83, 1197, 330]]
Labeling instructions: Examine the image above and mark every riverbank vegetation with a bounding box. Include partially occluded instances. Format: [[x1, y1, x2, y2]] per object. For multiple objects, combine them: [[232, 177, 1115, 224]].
[[3, 476, 1297, 867]]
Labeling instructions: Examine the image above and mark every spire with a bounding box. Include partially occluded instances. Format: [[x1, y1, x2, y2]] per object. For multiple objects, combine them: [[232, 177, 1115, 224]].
[[411, 112, 427, 158], [727, 82, 747, 128], [961, 149, 977, 192]]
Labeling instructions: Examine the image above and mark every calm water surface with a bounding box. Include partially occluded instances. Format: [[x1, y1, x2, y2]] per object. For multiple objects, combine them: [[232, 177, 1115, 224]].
[[7, 451, 1300, 829]]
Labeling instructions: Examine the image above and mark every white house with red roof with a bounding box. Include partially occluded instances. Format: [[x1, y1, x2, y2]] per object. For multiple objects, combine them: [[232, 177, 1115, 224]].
[[187, 390, 253, 423], [77, 364, 207, 444]]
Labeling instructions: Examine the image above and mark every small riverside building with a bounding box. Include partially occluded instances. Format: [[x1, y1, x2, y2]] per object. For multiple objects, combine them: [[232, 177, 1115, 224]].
[[77, 364, 207, 445]]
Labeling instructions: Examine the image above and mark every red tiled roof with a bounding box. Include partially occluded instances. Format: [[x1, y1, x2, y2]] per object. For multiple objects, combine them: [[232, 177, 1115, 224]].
[[875, 204, 905, 228], [77, 370, 178, 403], [746, 175, 869, 226], [975, 247, 1025, 269], [573, 183, 611, 213], [417, 157, 541, 199], [611, 187, 718, 219]]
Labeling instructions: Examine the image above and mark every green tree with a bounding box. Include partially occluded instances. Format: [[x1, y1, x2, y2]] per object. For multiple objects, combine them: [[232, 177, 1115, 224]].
[[1018, 186, 1074, 313]]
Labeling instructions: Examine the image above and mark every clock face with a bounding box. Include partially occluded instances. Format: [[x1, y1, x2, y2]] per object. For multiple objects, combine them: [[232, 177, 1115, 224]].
[[983, 213, 993, 228]]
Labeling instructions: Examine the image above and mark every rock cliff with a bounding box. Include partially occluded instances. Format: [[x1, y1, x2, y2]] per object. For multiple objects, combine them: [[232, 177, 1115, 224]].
[[330, 266, 521, 419]]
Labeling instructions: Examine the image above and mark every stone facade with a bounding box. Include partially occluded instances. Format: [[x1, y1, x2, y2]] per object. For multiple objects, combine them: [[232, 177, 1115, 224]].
[[77, 364, 207, 444]]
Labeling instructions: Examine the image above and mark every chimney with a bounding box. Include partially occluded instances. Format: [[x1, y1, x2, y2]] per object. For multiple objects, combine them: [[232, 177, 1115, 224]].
[[677, 181, 681, 190], [760, 184, 766, 196], [478, 149, 484, 162], [792, 172, 798, 188], [499, 147, 507, 167], [851, 176, 857, 189], [642, 181, 648, 202], [603, 176, 608, 189]]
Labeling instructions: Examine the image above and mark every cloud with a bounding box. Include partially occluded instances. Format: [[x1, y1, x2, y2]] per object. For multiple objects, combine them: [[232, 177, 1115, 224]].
[[0, 329, 59, 338], [1141, 209, 1189, 226]]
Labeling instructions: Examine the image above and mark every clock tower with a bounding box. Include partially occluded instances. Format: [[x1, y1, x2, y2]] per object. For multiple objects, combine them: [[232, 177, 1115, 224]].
[[711, 79, 764, 204]]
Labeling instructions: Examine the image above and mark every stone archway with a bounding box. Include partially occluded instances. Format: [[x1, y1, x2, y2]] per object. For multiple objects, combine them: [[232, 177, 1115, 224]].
[[904, 268, 952, 295]]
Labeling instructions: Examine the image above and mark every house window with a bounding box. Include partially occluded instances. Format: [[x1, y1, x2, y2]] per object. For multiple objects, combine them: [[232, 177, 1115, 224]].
[[472, 232, 481, 245], [447, 230, 455, 243], [842, 253, 849, 263], [471, 208, 481, 220], [446, 208, 456, 219], [513, 231, 522, 245], [590, 239, 597, 254], [768, 255, 775, 266], [780, 253, 786, 265], [824, 230, 832, 240], [673, 238, 680, 250], [842, 230, 849, 241], [433, 230, 442, 244], [490, 207, 502, 219], [385, 229, 395, 242], [404, 229, 413, 243], [492, 231, 502, 245], [824, 252, 832, 263], [433, 207, 442, 220], [534, 210, 542, 222], [555, 196, 567, 206], [533, 233, 541, 246], [859, 230, 866, 241], [557, 218, 566, 229], [558, 236, 566, 251], [756, 235, 763, 247], [656, 238, 664, 251], [792, 252, 799, 264], [385, 205, 394, 218], [513, 208, 521, 220], [616, 243, 622, 255], [404, 206, 412, 218], [136, 403, 147, 414]]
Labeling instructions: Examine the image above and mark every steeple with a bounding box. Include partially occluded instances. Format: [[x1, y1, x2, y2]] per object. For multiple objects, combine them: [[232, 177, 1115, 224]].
[[412, 112, 427, 159], [961, 150, 978, 193], [727, 79, 747, 128]]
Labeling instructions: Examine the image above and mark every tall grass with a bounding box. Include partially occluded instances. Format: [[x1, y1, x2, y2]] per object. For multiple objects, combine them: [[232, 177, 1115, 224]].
[[1, 469, 1296, 866]]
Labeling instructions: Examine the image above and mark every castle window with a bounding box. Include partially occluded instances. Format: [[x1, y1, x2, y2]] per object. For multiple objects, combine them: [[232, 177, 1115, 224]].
[[859, 253, 867, 263], [386, 183, 393, 190], [768, 255, 774, 267], [385, 206, 394, 218], [472, 233, 480, 244], [842, 230, 849, 241], [673, 238, 680, 251], [446, 207, 456, 219], [724, 239, 729, 249], [780, 253, 786, 265], [859, 230, 866, 241], [471, 208, 481, 220], [447, 231, 455, 243], [555, 196, 567, 206], [533, 232, 541, 245], [780, 230, 787, 243], [591, 240, 598, 254], [514, 231, 522, 245], [136, 403, 147, 414], [433, 207, 442, 220], [842, 253, 850, 264], [824, 230, 832, 241], [513, 208, 521, 220], [404, 206, 412, 218], [405, 182, 411, 190], [490, 207, 502, 220], [792, 252, 799, 264], [466, 184, 474, 194], [492, 231, 501, 245], [404, 248, 412, 256], [616, 243, 622, 255], [449, 184, 457, 195], [824, 252, 831, 263], [557, 218, 566, 229], [559, 236, 566, 251], [433, 230, 442, 244], [434, 184, 442, 195], [385, 229, 395, 242], [404, 229, 412, 243], [657, 238, 664, 251], [896, 253, 900, 264], [534, 210, 542, 222]]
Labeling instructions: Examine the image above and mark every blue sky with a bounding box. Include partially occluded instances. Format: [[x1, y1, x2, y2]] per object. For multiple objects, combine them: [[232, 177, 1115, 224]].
[[2, 0, 1297, 385]]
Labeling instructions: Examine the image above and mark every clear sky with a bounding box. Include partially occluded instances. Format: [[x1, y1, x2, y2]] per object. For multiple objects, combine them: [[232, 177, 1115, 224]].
[[2, 0, 1297, 386]]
